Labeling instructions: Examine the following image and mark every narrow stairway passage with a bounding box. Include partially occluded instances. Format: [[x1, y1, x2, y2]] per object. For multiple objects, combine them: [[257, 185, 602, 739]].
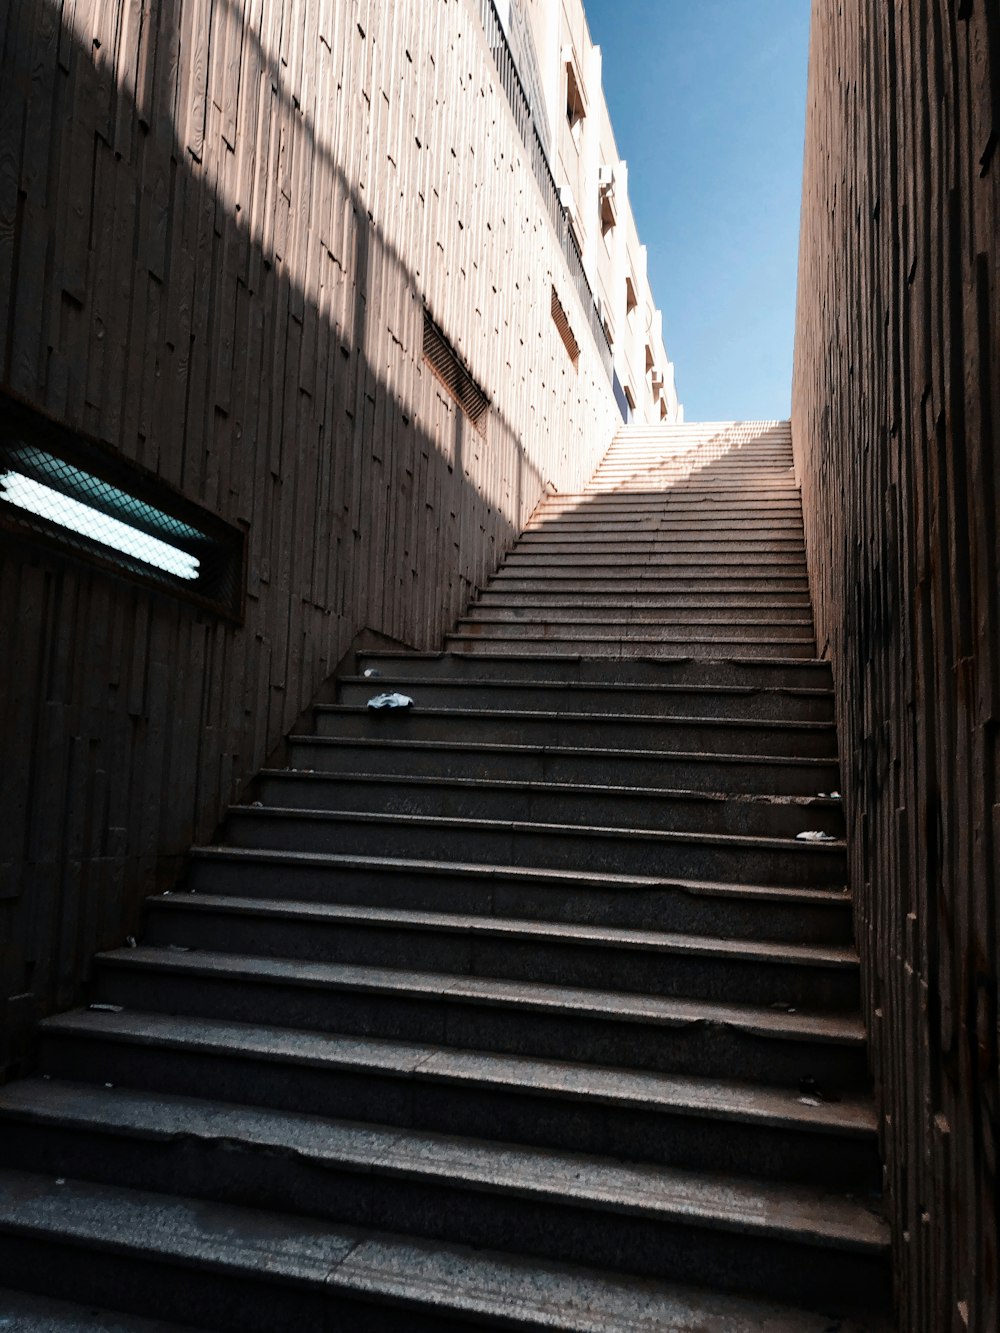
[[0, 420, 891, 1331]]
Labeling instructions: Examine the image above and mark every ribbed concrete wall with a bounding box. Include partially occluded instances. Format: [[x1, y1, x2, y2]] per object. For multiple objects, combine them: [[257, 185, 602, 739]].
[[792, 3, 998, 1330], [0, 0, 621, 1074]]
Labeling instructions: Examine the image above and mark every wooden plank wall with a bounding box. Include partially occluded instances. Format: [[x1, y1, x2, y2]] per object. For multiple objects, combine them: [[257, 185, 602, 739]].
[[792, 3, 998, 1329], [0, 0, 621, 1074]]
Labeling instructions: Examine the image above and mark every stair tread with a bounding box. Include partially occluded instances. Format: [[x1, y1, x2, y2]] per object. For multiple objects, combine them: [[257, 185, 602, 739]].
[[316, 702, 834, 732], [358, 650, 832, 667], [0, 1169, 885, 1332], [148, 893, 858, 967], [340, 675, 832, 699], [190, 843, 852, 903], [0, 1081, 887, 1250], [36, 1012, 874, 1134], [91, 948, 864, 1041]]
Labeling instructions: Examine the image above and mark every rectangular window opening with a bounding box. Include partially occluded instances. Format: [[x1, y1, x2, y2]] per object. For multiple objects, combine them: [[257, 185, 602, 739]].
[[422, 310, 490, 434], [551, 286, 580, 370], [0, 393, 244, 619], [565, 53, 586, 129]]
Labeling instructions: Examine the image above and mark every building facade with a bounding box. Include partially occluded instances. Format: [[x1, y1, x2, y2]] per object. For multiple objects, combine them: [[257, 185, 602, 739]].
[[0, 0, 678, 1074]]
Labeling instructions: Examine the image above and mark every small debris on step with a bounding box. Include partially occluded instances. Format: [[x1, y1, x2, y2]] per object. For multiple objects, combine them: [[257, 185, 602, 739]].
[[363, 668, 381, 678], [796, 829, 837, 841], [367, 691, 414, 710], [89, 1003, 123, 1013]]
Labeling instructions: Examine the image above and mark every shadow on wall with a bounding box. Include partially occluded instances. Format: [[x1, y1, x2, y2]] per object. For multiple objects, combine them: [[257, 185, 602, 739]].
[[0, 0, 606, 1075]]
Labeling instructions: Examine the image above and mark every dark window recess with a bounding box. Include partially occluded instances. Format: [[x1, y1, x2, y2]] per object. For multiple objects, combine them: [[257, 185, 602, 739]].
[[423, 311, 490, 433], [0, 393, 244, 619], [551, 286, 580, 368]]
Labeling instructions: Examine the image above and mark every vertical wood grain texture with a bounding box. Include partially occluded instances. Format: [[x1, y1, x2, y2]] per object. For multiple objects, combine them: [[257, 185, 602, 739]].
[[0, 0, 620, 1073], [792, 4, 998, 1329]]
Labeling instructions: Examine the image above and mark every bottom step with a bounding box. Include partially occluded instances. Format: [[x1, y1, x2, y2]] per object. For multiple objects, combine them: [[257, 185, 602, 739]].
[[0, 1171, 888, 1333], [0, 1288, 207, 1331]]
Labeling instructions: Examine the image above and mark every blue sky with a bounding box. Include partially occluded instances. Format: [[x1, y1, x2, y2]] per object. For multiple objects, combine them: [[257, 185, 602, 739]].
[[584, 0, 811, 421]]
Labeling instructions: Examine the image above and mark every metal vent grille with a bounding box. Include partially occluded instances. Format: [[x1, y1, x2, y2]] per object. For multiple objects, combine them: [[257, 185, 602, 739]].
[[551, 286, 580, 367], [423, 312, 490, 433], [0, 393, 244, 619]]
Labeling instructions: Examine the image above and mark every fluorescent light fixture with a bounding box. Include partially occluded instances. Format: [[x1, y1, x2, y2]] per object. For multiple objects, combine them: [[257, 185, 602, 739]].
[[0, 469, 200, 580]]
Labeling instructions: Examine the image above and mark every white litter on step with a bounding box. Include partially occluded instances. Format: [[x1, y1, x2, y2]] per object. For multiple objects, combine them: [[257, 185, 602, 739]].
[[367, 691, 414, 710], [363, 668, 381, 679], [89, 1003, 123, 1013], [796, 830, 837, 842]]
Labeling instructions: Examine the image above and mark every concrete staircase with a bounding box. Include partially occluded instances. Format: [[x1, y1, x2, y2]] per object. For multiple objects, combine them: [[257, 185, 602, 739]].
[[0, 421, 891, 1330]]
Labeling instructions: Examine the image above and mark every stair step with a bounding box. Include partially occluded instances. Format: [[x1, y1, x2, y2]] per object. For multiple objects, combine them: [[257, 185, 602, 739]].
[[34, 1011, 875, 1189], [222, 805, 845, 887], [502, 551, 809, 568], [338, 675, 834, 720], [88, 948, 870, 1087], [0, 1287, 207, 1330], [287, 734, 842, 797], [475, 595, 815, 614], [312, 703, 838, 758], [143, 893, 858, 1008], [454, 622, 816, 643], [0, 1082, 889, 1310], [460, 607, 815, 626], [445, 636, 819, 659], [185, 846, 855, 944], [253, 770, 843, 836], [356, 650, 832, 689], [0, 1169, 887, 1331]]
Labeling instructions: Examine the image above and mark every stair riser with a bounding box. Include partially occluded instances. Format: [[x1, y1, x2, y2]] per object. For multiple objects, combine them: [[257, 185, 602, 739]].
[[254, 775, 843, 837], [479, 591, 812, 607], [336, 680, 834, 721], [0, 1237, 436, 1333], [184, 857, 855, 944], [524, 518, 805, 533], [515, 540, 807, 555], [0, 1125, 887, 1311], [445, 638, 819, 660], [502, 553, 808, 569], [312, 712, 837, 760], [87, 969, 871, 1087], [356, 654, 832, 689], [488, 579, 812, 595], [460, 608, 815, 627], [287, 738, 841, 797], [454, 626, 816, 648], [143, 905, 858, 1009], [223, 812, 845, 888]]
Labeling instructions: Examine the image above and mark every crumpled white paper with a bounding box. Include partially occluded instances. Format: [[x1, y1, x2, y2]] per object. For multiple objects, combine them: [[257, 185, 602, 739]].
[[796, 830, 837, 842]]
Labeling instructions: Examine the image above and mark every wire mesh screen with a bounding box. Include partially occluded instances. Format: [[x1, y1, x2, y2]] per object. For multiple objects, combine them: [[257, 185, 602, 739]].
[[423, 311, 491, 434], [0, 403, 244, 618]]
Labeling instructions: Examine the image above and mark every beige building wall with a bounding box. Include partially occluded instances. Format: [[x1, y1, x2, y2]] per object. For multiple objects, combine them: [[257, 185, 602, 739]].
[[517, 0, 682, 423], [0, 0, 634, 1071]]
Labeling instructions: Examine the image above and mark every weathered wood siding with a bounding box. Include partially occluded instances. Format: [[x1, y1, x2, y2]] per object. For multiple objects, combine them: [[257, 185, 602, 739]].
[[0, 0, 620, 1073], [792, 3, 998, 1329]]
